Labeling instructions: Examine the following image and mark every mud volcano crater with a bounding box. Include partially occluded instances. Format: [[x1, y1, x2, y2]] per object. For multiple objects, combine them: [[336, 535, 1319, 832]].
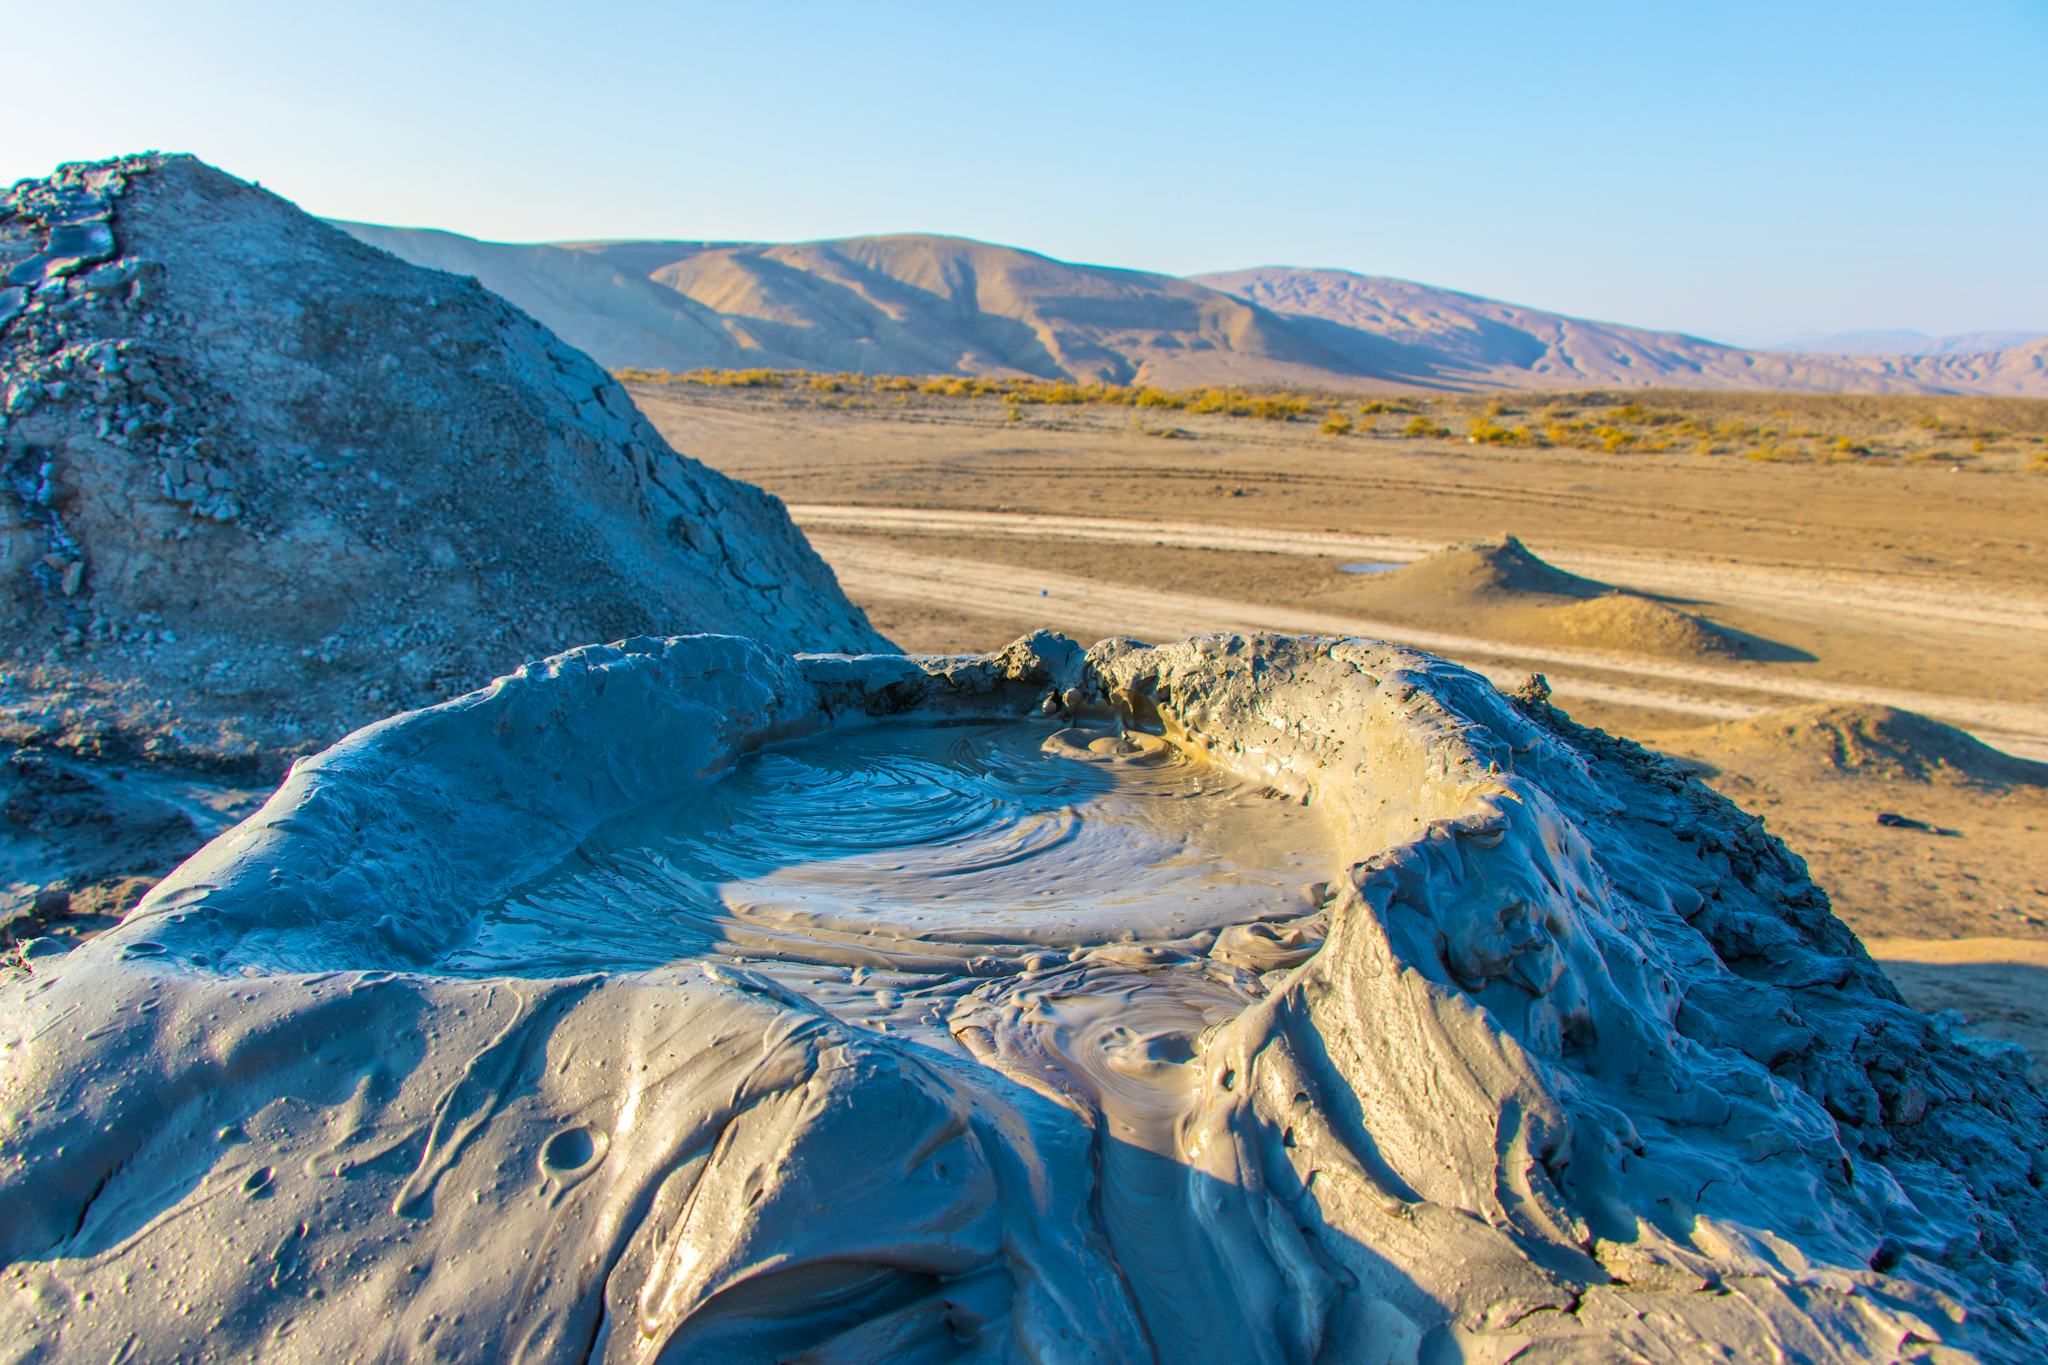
[[458, 716, 1335, 989], [3, 632, 2045, 1362]]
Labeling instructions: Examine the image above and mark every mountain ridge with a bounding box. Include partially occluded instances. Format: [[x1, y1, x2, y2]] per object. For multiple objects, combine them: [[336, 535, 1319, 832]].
[[1759, 328, 2048, 357], [333, 222, 2048, 396]]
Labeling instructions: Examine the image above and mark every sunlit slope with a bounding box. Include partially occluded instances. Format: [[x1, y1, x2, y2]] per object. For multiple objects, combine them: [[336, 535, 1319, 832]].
[[335, 222, 784, 371], [641, 234, 1357, 385], [339, 221, 2048, 394], [1199, 266, 2048, 394]]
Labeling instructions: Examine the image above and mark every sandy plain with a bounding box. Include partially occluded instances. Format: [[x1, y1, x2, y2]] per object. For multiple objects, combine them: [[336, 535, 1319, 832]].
[[630, 379, 2048, 1079]]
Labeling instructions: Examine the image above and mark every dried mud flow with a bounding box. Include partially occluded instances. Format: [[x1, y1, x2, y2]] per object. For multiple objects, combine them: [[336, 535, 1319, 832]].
[[3, 633, 2044, 1361]]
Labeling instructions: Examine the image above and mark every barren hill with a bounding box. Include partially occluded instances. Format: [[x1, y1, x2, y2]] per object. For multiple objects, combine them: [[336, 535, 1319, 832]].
[[1198, 267, 2048, 395], [635, 234, 1359, 386], [334, 222, 775, 373], [1764, 328, 2048, 356], [344, 227, 1356, 386], [1827, 335, 2048, 395], [341, 223, 2048, 396]]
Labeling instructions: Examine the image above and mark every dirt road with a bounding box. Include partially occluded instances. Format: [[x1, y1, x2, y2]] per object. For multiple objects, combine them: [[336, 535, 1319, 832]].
[[794, 505, 2048, 637], [802, 520, 2048, 760]]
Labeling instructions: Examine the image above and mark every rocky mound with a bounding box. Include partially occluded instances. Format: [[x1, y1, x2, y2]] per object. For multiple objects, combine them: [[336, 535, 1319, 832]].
[[1695, 702, 2048, 786], [3, 632, 2041, 1360], [0, 154, 883, 762], [1377, 533, 1606, 601]]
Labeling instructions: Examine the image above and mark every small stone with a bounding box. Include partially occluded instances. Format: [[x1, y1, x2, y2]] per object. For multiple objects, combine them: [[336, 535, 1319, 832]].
[[80, 259, 137, 294]]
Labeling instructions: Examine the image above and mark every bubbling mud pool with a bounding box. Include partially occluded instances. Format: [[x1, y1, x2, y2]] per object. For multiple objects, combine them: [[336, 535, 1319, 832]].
[[453, 718, 1339, 1040]]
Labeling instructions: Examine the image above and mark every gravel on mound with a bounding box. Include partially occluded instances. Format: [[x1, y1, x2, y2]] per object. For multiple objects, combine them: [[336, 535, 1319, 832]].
[[1, 152, 886, 934], [0, 153, 884, 759]]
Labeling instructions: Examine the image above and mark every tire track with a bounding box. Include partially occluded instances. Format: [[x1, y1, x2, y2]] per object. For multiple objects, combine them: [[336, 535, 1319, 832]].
[[807, 532, 2048, 760], [793, 505, 2048, 635]]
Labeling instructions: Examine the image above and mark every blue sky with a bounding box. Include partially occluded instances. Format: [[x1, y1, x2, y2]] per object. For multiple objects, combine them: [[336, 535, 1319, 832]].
[[3, 0, 2043, 343]]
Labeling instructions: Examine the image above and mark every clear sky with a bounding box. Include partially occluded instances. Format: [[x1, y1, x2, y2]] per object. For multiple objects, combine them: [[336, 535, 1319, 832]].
[[4, 0, 2043, 343]]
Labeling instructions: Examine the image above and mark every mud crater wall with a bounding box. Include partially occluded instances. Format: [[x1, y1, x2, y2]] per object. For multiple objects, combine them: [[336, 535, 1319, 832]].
[[1, 630, 2042, 1361]]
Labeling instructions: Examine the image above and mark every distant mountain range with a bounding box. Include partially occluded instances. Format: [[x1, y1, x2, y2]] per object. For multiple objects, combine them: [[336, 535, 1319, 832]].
[[335, 224, 2048, 396], [1758, 329, 2048, 357]]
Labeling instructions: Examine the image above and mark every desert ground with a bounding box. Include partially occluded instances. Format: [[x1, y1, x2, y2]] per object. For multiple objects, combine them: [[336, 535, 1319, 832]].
[[630, 376, 2048, 1077]]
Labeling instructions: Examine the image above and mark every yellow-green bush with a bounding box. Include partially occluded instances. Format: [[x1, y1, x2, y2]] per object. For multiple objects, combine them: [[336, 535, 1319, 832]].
[[1466, 419, 1525, 445], [1188, 388, 1246, 415], [605, 372, 2047, 468]]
